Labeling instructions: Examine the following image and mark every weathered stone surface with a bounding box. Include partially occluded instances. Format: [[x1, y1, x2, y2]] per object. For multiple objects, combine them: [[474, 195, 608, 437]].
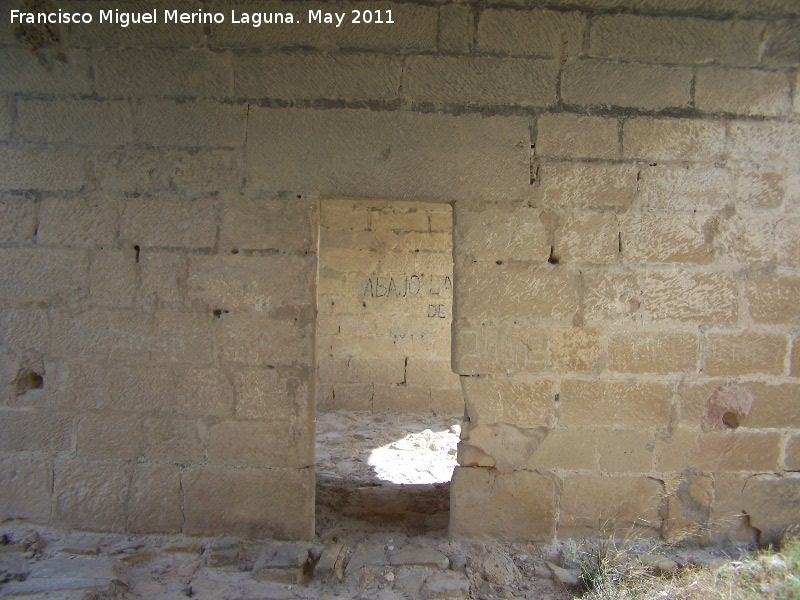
[[209, 420, 312, 469], [746, 272, 800, 324], [77, 412, 141, 460], [559, 380, 673, 430], [562, 59, 692, 110], [127, 463, 182, 533], [550, 327, 601, 372], [0, 248, 88, 304], [438, 4, 471, 54], [246, 108, 530, 202], [537, 114, 619, 160], [654, 431, 782, 472], [54, 460, 133, 531], [695, 68, 791, 116], [38, 197, 119, 247], [89, 250, 138, 308], [0, 458, 52, 522], [714, 214, 775, 264], [454, 202, 549, 262], [536, 161, 640, 211], [135, 99, 247, 147], [345, 542, 386, 574], [18, 99, 133, 146], [463, 424, 548, 472], [182, 466, 314, 539], [700, 382, 755, 432], [555, 211, 619, 264], [559, 476, 664, 538], [704, 333, 787, 376], [775, 217, 800, 267], [734, 171, 787, 210], [742, 474, 800, 545], [420, 571, 471, 599], [637, 166, 731, 211], [477, 9, 584, 58], [710, 473, 758, 544], [728, 120, 800, 169], [235, 53, 402, 101], [744, 382, 800, 428], [404, 56, 559, 107], [639, 271, 738, 324], [119, 197, 217, 250], [623, 117, 726, 162], [462, 376, 552, 427], [451, 467, 556, 540], [785, 435, 800, 470], [0, 410, 72, 453], [143, 416, 204, 463], [219, 196, 317, 253], [0, 196, 36, 244], [0, 47, 92, 95], [608, 331, 698, 374], [597, 431, 655, 473], [589, 15, 763, 66], [389, 545, 449, 569], [621, 213, 714, 264]]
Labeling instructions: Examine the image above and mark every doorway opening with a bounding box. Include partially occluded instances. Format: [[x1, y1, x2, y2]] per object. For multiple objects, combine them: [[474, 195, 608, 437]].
[[315, 199, 462, 538]]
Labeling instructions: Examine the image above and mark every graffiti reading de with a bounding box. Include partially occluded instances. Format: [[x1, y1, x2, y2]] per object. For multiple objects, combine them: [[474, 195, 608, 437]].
[[363, 274, 452, 318]]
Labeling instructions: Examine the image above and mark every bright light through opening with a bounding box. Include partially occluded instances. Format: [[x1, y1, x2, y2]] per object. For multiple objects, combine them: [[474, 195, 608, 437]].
[[367, 423, 461, 485]]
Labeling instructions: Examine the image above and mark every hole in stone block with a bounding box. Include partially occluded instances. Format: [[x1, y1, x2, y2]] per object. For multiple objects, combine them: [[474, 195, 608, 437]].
[[14, 368, 43, 395], [722, 411, 740, 429], [548, 246, 560, 265]]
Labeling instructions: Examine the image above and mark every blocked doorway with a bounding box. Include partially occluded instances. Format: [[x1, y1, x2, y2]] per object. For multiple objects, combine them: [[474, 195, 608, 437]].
[[314, 199, 463, 537]]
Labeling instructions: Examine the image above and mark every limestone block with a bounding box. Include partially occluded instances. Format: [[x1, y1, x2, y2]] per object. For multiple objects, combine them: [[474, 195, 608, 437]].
[[182, 466, 314, 539], [709, 473, 758, 544], [793, 338, 800, 376], [0, 147, 85, 191], [461, 376, 554, 428], [38, 197, 120, 247], [661, 470, 713, 543], [125, 463, 182, 534], [373, 384, 431, 413], [636, 0, 799, 17], [521, 428, 597, 470], [734, 171, 787, 210], [714, 214, 775, 264], [217, 315, 313, 366], [0, 196, 35, 244], [554, 211, 619, 264], [0, 248, 88, 305], [139, 250, 185, 305], [406, 358, 459, 389], [589, 15, 763, 66], [371, 205, 431, 232], [623, 117, 726, 163], [608, 332, 698, 374], [0, 410, 72, 452], [135, 100, 247, 147], [187, 254, 314, 316], [597, 431, 655, 473], [452, 319, 549, 375], [143, 417, 204, 463], [559, 380, 673, 430], [537, 161, 640, 211], [476, 9, 584, 58], [209, 0, 438, 52], [696, 68, 791, 116], [77, 413, 141, 460], [559, 476, 664, 538], [743, 382, 800, 428], [235, 53, 401, 101], [107, 366, 174, 412], [742, 474, 800, 545], [583, 269, 642, 324], [620, 213, 713, 264], [0, 98, 12, 141], [453, 202, 549, 262], [0, 47, 92, 94], [438, 4, 471, 54], [246, 108, 530, 203], [18, 99, 133, 145], [175, 368, 234, 417], [637, 166, 730, 211], [209, 420, 312, 469], [655, 430, 782, 472], [462, 424, 548, 472], [329, 383, 373, 411], [54, 460, 133, 531], [775, 217, 800, 267], [550, 327, 601, 372], [536, 114, 619, 160], [639, 271, 738, 325], [450, 467, 556, 540], [220, 196, 317, 253], [785, 435, 800, 470], [151, 311, 215, 364], [795, 73, 800, 113], [745, 272, 800, 324], [763, 19, 800, 65], [430, 388, 464, 415], [119, 197, 217, 250], [562, 59, 692, 110], [89, 148, 242, 196], [0, 458, 52, 522], [456, 262, 578, 321], [404, 56, 559, 107], [89, 250, 138, 308], [321, 200, 371, 232], [0, 308, 49, 356], [94, 48, 231, 97], [704, 333, 787, 376], [234, 368, 310, 421], [728, 120, 800, 169], [700, 382, 755, 432]]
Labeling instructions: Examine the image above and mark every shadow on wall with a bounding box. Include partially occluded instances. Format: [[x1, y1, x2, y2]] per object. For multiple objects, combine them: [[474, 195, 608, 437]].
[[315, 412, 460, 538]]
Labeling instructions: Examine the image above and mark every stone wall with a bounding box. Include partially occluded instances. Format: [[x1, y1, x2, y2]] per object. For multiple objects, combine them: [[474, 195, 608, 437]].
[[0, 0, 798, 541], [317, 200, 461, 414]]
